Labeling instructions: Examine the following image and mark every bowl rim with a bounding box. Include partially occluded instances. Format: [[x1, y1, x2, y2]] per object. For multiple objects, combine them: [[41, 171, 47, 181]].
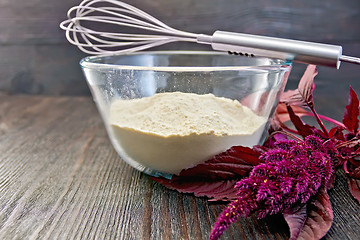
[[80, 50, 292, 72]]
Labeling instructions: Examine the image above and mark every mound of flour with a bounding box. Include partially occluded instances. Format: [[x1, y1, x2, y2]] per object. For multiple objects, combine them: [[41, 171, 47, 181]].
[[109, 92, 267, 174]]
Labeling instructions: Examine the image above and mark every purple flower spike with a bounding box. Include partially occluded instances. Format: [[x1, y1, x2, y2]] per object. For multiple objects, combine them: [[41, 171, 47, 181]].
[[209, 136, 335, 240]]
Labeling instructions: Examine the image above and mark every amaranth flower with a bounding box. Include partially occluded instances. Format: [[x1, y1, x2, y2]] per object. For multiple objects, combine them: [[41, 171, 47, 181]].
[[209, 135, 335, 240]]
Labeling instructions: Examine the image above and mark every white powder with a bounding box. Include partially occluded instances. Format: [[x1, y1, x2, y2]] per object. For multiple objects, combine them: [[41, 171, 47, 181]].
[[109, 92, 267, 174]]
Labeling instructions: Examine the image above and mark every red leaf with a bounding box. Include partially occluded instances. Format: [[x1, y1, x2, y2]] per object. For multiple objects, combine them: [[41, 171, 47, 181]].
[[280, 65, 318, 108], [297, 65, 318, 108], [280, 89, 304, 107], [348, 166, 360, 179], [177, 146, 261, 179], [275, 103, 310, 123], [348, 177, 360, 204], [328, 126, 346, 140], [287, 105, 317, 138], [296, 188, 333, 240], [342, 87, 360, 134], [152, 146, 262, 201], [153, 178, 239, 201], [283, 204, 308, 240]]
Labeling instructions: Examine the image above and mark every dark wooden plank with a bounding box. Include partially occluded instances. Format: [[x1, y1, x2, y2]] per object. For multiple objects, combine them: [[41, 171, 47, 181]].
[[1, 94, 360, 239], [0, 43, 359, 96], [0, 0, 359, 95], [0, 0, 359, 44], [0, 45, 88, 95]]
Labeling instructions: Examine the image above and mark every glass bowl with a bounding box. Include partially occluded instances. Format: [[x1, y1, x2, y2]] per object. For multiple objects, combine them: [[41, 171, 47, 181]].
[[80, 51, 291, 178]]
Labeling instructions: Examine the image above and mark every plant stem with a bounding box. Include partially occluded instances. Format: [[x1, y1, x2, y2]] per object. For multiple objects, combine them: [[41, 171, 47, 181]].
[[343, 161, 349, 174], [316, 114, 346, 128], [309, 105, 329, 137], [270, 130, 303, 142], [300, 112, 345, 128]]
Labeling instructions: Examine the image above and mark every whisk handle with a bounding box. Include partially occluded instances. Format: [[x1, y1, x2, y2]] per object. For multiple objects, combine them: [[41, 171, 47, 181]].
[[199, 31, 343, 68]]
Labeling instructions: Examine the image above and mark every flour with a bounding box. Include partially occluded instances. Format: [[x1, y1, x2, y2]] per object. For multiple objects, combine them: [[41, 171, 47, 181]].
[[109, 92, 267, 174]]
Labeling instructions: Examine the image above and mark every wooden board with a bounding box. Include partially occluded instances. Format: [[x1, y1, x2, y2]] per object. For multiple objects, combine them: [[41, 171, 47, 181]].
[[1, 93, 360, 239]]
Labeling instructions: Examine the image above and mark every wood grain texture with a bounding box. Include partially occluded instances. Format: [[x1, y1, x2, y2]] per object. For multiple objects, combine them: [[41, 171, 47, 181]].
[[0, 0, 359, 44], [1, 93, 360, 239], [0, 0, 359, 95]]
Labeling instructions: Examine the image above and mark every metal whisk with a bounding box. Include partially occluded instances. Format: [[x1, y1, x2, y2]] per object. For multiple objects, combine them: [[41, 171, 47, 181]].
[[60, 0, 360, 69]]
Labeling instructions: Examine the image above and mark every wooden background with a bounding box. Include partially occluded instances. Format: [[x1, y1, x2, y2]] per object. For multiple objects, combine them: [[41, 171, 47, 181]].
[[0, 0, 359, 96]]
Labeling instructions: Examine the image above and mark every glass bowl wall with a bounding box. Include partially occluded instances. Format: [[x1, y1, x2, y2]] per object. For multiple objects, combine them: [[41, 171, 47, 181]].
[[81, 51, 292, 178]]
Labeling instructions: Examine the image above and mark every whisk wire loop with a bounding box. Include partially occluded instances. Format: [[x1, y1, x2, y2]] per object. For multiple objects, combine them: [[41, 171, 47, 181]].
[[60, 0, 199, 55]]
